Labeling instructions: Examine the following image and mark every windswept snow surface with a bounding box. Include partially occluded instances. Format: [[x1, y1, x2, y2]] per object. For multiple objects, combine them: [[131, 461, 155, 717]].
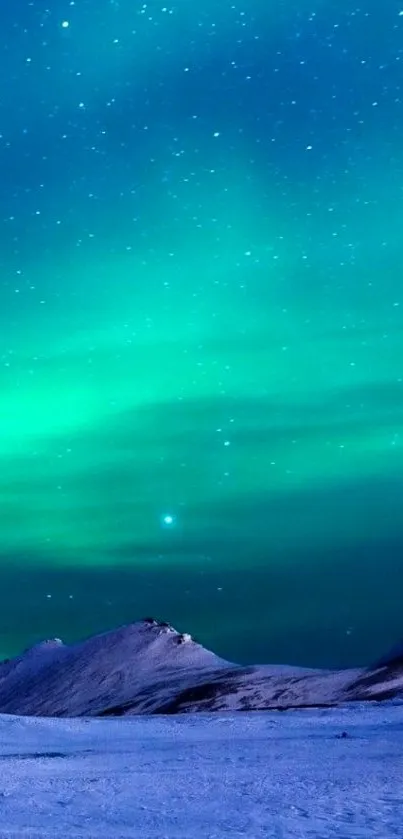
[[0, 703, 402, 838]]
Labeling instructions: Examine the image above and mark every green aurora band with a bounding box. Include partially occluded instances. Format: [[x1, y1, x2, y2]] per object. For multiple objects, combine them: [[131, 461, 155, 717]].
[[0, 0, 402, 665]]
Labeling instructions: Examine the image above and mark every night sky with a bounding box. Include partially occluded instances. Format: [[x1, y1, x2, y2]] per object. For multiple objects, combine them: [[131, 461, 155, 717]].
[[0, 1, 403, 668]]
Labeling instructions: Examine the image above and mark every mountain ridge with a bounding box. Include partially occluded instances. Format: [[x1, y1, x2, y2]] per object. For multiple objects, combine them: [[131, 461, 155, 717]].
[[0, 617, 401, 716]]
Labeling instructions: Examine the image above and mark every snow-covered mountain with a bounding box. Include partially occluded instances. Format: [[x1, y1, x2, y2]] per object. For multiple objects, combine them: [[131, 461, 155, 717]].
[[343, 641, 403, 704], [0, 618, 401, 716]]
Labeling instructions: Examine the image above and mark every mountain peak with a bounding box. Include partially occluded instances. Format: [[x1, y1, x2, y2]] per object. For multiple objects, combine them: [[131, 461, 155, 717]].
[[24, 638, 65, 652], [0, 618, 230, 717]]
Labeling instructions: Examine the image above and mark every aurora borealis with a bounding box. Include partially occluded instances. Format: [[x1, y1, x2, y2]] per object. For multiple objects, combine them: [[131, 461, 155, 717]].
[[0, 1, 403, 666]]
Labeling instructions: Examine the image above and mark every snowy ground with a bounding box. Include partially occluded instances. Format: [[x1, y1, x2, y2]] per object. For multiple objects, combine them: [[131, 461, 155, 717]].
[[0, 703, 402, 839]]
